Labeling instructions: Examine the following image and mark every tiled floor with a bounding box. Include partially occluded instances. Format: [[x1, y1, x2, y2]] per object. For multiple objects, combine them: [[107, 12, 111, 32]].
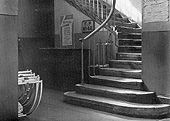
[[18, 88, 170, 121]]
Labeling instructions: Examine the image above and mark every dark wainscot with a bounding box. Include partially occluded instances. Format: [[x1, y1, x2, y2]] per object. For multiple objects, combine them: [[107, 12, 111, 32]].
[[38, 48, 89, 91]]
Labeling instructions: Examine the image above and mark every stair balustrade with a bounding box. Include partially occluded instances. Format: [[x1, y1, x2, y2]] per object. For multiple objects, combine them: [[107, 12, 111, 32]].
[[76, 0, 116, 84], [65, 0, 117, 84]]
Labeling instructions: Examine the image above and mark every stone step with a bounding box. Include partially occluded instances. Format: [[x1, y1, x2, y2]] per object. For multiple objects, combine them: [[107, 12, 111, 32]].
[[115, 17, 131, 23], [118, 33, 142, 39], [114, 21, 140, 28], [109, 60, 142, 69], [89, 64, 109, 75], [75, 84, 158, 104], [116, 26, 142, 33], [99, 68, 142, 79], [117, 53, 142, 61], [118, 39, 142, 46], [64, 92, 170, 119], [89, 75, 144, 90], [114, 13, 123, 18], [118, 46, 141, 53]]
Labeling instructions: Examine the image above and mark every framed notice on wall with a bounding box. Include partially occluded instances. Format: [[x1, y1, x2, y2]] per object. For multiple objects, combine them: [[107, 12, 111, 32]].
[[82, 20, 95, 33], [60, 14, 74, 46]]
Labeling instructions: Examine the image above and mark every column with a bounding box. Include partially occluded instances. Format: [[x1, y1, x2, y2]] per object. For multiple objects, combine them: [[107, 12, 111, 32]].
[[0, 0, 18, 120]]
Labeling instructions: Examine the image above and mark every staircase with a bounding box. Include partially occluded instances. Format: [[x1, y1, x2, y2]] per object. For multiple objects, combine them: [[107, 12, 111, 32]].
[[63, 0, 170, 119]]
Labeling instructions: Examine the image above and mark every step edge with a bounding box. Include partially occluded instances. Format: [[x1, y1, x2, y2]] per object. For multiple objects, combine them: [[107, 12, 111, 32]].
[[76, 84, 154, 95], [109, 60, 142, 63], [158, 95, 170, 104], [64, 92, 170, 108], [116, 26, 142, 30], [119, 39, 142, 41], [118, 52, 142, 55], [118, 46, 142, 48], [118, 32, 142, 35], [100, 67, 142, 72], [91, 75, 142, 83]]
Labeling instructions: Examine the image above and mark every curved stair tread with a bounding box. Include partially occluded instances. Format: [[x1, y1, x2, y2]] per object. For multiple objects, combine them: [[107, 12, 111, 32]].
[[116, 26, 142, 30], [76, 84, 154, 95], [100, 68, 142, 73], [119, 38, 142, 41], [115, 21, 140, 28], [118, 32, 142, 35], [110, 60, 142, 63], [64, 92, 169, 109], [118, 52, 142, 55], [118, 46, 142, 48], [91, 75, 142, 83]]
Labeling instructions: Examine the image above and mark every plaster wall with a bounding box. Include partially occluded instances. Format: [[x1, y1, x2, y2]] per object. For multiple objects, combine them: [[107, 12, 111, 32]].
[[115, 0, 142, 25], [142, 0, 170, 97], [18, 0, 54, 38], [54, 0, 90, 35], [18, 0, 54, 71], [0, 0, 18, 120]]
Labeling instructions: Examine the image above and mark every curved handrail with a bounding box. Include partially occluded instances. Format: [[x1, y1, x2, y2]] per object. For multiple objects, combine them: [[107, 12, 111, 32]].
[[80, 0, 116, 42]]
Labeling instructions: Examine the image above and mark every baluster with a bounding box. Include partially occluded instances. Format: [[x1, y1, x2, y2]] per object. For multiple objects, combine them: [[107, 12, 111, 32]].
[[106, 0, 108, 17], [101, 0, 104, 21], [89, 0, 91, 11], [90, 0, 93, 12], [100, 39, 103, 65], [95, 0, 97, 15], [79, 0, 82, 6], [80, 38, 84, 84], [96, 0, 99, 17], [88, 37, 91, 76], [103, 41, 105, 66], [97, 41, 100, 66], [93, 0, 95, 13], [103, 4, 107, 20], [75, 0, 79, 4], [99, 1, 102, 19], [93, 34, 96, 75], [82, 0, 86, 7], [86, 0, 90, 10]]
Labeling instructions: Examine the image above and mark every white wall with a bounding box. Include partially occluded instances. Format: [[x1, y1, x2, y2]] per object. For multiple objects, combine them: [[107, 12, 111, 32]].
[[54, 0, 102, 49], [115, 0, 142, 25], [54, 0, 90, 34]]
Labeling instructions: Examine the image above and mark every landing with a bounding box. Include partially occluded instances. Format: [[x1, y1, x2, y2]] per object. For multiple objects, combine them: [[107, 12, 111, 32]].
[[18, 88, 170, 121]]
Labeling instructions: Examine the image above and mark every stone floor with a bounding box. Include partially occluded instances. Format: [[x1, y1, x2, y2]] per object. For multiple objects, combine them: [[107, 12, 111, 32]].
[[18, 88, 170, 121]]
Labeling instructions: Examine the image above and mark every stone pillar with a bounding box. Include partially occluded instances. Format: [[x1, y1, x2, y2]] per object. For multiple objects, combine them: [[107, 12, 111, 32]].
[[0, 0, 18, 120], [142, 0, 170, 97]]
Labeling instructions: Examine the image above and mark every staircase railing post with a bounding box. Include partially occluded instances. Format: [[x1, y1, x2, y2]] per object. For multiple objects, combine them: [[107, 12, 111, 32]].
[[80, 38, 84, 84]]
